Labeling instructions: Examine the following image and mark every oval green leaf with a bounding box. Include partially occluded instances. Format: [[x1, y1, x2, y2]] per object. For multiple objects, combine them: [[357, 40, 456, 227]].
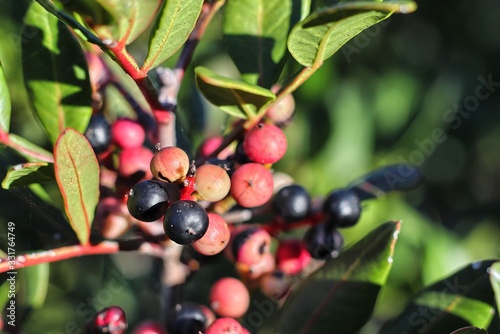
[[141, 0, 203, 71], [380, 260, 497, 334], [288, 1, 417, 67], [195, 66, 276, 119], [7, 133, 54, 162], [22, 1, 92, 144], [450, 327, 488, 334], [91, 0, 162, 45], [271, 221, 401, 334], [223, 0, 311, 88], [54, 128, 100, 245], [1, 162, 54, 189], [21, 263, 50, 309], [0, 61, 11, 132]]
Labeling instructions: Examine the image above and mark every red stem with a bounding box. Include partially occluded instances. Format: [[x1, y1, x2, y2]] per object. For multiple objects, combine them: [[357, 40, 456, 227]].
[[0, 242, 119, 273]]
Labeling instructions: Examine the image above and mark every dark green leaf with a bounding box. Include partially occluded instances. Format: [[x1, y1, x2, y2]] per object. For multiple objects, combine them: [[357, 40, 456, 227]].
[[142, 0, 203, 71], [348, 164, 424, 200], [271, 221, 400, 334], [22, 263, 50, 309], [489, 262, 500, 316], [223, 0, 311, 88], [7, 133, 54, 162], [0, 61, 11, 132], [287, 1, 417, 67], [22, 1, 92, 144], [450, 327, 488, 334], [195, 66, 276, 119], [92, 0, 162, 45], [54, 128, 100, 245], [380, 260, 497, 334], [1, 162, 54, 189]]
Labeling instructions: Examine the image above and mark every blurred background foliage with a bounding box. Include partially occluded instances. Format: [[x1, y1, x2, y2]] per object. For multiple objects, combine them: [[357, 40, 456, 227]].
[[1, 0, 500, 332]]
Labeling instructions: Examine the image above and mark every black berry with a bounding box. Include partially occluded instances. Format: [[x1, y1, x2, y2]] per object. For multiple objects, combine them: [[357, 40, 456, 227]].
[[272, 184, 311, 222], [303, 223, 343, 260], [84, 114, 112, 154], [127, 180, 179, 222], [323, 189, 361, 228], [167, 302, 208, 334], [163, 200, 209, 245]]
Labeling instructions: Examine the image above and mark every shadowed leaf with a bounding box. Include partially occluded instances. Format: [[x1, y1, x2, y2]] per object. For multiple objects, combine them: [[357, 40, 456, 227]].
[[271, 221, 400, 334], [288, 1, 417, 67], [22, 1, 92, 145], [1, 162, 54, 189], [54, 128, 99, 245], [380, 260, 497, 334], [195, 66, 276, 119], [450, 327, 488, 334], [0, 61, 10, 132], [489, 262, 500, 317], [22, 263, 50, 309]]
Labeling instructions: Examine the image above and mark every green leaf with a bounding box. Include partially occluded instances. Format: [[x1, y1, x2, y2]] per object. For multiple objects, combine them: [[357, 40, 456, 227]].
[[223, 0, 311, 88], [1, 162, 54, 189], [271, 221, 400, 334], [22, 263, 50, 309], [7, 133, 54, 162], [54, 128, 99, 245], [22, 1, 92, 144], [450, 327, 488, 334], [195, 66, 276, 119], [287, 1, 417, 67], [489, 262, 500, 316], [380, 260, 497, 334], [0, 61, 11, 132], [91, 0, 162, 45], [142, 0, 204, 71]]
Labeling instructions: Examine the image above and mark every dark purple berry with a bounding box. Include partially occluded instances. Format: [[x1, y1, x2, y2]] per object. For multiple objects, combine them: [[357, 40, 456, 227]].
[[166, 302, 208, 334], [163, 201, 209, 245], [323, 189, 361, 228], [84, 114, 111, 154], [127, 180, 179, 222], [272, 184, 311, 222], [303, 223, 343, 260]]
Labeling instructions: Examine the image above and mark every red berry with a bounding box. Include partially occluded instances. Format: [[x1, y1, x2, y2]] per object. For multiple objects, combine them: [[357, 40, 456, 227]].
[[230, 163, 274, 208], [232, 227, 272, 265], [241, 251, 275, 279], [195, 164, 231, 202], [275, 239, 311, 275], [198, 136, 223, 158], [243, 123, 287, 164], [192, 213, 231, 255], [118, 146, 154, 178], [150, 146, 190, 183], [210, 277, 250, 318], [112, 118, 146, 149], [89, 306, 127, 334], [205, 318, 243, 334]]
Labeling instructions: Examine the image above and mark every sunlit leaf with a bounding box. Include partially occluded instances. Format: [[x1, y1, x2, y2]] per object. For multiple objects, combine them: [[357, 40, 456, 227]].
[[54, 128, 99, 245], [22, 263, 50, 309], [271, 221, 400, 334], [287, 1, 417, 67], [223, 0, 311, 88], [7, 133, 54, 162], [142, 0, 203, 71], [0, 61, 11, 132], [381, 260, 497, 334], [22, 1, 92, 144], [489, 262, 500, 317], [348, 164, 424, 200], [195, 66, 276, 119], [1, 162, 54, 189]]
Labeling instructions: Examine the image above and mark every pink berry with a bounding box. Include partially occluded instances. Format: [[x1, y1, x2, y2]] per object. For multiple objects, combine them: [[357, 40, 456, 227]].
[[205, 318, 243, 334], [195, 164, 231, 202], [232, 227, 272, 266], [112, 118, 146, 149], [198, 136, 223, 158], [150, 146, 190, 183], [243, 251, 275, 279], [266, 93, 295, 124], [243, 123, 287, 164], [118, 146, 154, 178], [210, 277, 250, 318], [132, 321, 166, 334], [89, 305, 127, 334], [230, 163, 274, 208], [192, 213, 231, 255], [260, 271, 292, 300], [275, 239, 311, 275]]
